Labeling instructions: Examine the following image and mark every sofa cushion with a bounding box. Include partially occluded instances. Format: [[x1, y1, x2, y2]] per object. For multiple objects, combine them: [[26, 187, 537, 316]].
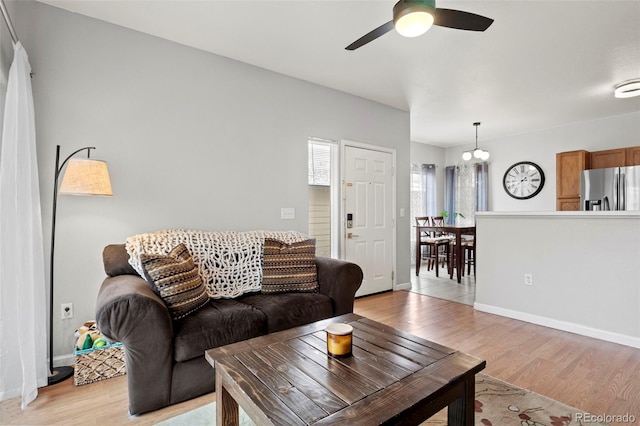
[[103, 244, 139, 277], [140, 244, 209, 320], [126, 230, 312, 299], [261, 238, 318, 294], [172, 299, 267, 363], [238, 293, 332, 333]]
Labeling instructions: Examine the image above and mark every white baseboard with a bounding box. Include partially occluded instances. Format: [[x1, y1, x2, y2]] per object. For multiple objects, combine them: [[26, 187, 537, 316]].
[[53, 353, 75, 367], [394, 281, 411, 291], [474, 302, 640, 349]]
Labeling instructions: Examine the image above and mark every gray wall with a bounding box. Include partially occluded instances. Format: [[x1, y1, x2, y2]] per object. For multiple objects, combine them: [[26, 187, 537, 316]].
[[475, 212, 640, 347], [444, 111, 640, 211], [16, 1, 410, 362]]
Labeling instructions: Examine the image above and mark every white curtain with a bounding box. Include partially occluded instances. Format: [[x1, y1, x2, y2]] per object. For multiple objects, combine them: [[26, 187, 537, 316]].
[[0, 42, 48, 407], [410, 163, 437, 265], [444, 162, 490, 226], [455, 164, 476, 226]]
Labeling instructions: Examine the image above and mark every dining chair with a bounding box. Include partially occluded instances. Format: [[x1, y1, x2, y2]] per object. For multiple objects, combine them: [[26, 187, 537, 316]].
[[415, 216, 451, 277], [464, 237, 476, 276], [448, 233, 475, 279]]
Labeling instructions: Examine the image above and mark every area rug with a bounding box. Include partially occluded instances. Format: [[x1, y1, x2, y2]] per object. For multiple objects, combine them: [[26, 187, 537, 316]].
[[156, 373, 607, 426]]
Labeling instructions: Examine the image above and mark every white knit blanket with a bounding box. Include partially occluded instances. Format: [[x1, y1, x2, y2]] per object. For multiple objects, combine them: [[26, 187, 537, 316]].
[[125, 229, 309, 299]]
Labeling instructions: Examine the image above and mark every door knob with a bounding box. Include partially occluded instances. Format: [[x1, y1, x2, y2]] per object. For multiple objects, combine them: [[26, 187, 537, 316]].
[[347, 233, 360, 239]]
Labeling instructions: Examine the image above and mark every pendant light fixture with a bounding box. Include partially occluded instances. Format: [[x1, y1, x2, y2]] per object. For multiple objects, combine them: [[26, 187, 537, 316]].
[[462, 122, 489, 161]]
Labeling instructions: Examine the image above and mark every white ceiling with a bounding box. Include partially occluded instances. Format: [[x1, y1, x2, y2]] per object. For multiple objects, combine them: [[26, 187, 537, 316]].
[[37, 0, 640, 147]]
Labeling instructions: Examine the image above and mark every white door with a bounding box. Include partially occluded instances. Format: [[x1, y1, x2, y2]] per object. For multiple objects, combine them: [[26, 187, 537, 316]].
[[343, 145, 394, 297]]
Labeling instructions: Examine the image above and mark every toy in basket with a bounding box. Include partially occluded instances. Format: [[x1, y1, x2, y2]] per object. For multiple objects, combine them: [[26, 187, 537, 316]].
[[74, 321, 126, 386]]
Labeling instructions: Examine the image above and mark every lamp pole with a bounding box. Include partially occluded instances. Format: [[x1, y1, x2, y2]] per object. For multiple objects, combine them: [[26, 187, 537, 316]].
[[48, 145, 95, 385]]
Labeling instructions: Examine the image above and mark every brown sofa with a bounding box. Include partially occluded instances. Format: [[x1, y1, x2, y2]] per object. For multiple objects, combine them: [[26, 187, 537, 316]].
[[95, 244, 363, 415]]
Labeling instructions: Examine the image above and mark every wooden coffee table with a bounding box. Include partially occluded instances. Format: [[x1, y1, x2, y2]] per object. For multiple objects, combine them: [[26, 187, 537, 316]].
[[205, 313, 485, 425]]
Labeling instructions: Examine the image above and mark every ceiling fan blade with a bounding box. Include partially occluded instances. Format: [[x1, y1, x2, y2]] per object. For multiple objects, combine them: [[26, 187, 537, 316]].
[[434, 8, 494, 31], [346, 21, 395, 50]]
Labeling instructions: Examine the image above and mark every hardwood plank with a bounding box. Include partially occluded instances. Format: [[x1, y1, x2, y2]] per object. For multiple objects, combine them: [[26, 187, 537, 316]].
[[268, 341, 366, 404], [4, 291, 640, 425], [255, 346, 348, 414], [356, 316, 455, 355], [351, 320, 451, 361], [216, 356, 305, 425], [351, 335, 424, 373], [351, 327, 437, 366], [313, 355, 478, 425], [310, 331, 413, 381], [302, 333, 400, 387], [354, 291, 640, 420], [285, 338, 382, 395], [235, 350, 328, 423]]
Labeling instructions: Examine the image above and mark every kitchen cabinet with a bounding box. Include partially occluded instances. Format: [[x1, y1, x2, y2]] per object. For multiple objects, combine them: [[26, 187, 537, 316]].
[[557, 198, 581, 211], [590, 148, 626, 169], [556, 150, 589, 211], [626, 147, 640, 166]]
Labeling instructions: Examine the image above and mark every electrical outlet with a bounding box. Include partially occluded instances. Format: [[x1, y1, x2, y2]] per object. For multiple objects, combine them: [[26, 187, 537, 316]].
[[524, 274, 533, 286], [61, 303, 73, 320]]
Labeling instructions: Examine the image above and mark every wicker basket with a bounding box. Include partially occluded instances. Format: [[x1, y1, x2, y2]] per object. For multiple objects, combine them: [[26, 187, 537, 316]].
[[74, 342, 126, 386]]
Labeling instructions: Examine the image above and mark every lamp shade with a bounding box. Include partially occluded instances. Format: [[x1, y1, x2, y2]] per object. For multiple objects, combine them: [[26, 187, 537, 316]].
[[59, 158, 113, 196]]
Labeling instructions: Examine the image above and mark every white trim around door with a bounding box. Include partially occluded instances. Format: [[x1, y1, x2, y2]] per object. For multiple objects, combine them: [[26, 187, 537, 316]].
[[341, 140, 397, 296]]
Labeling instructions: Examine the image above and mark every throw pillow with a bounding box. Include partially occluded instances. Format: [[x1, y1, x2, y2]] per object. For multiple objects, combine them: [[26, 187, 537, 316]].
[[140, 243, 209, 320], [262, 238, 318, 294]]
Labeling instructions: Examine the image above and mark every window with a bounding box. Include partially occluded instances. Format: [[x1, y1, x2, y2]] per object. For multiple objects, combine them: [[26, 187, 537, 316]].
[[308, 139, 338, 257], [444, 162, 489, 225], [410, 163, 437, 218], [308, 143, 331, 186], [410, 163, 437, 264]]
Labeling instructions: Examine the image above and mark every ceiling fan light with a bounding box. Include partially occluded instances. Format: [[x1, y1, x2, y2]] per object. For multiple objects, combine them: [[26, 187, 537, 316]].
[[614, 79, 640, 98], [462, 151, 472, 161], [395, 12, 434, 37], [393, 1, 435, 38], [473, 149, 483, 159], [480, 151, 490, 161]]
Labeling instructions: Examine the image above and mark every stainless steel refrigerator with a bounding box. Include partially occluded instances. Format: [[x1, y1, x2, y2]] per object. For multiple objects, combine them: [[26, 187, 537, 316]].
[[580, 166, 640, 211]]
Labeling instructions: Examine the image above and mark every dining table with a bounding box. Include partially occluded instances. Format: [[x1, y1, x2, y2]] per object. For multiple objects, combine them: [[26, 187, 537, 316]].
[[415, 224, 476, 283]]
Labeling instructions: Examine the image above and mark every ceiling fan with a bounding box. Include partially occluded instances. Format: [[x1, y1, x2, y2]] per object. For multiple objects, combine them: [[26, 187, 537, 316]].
[[346, 0, 494, 50]]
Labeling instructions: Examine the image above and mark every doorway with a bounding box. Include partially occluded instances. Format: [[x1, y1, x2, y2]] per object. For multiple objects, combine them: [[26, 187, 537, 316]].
[[342, 142, 395, 297]]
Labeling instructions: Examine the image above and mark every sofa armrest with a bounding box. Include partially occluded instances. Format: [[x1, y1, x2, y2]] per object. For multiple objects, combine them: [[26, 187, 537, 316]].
[[95, 274, 174, 414], [315, 257, 363, 316]]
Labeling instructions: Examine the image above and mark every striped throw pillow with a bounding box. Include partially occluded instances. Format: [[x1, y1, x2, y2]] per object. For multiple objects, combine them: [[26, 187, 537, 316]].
[[140, 244, 209, 320], [261, 238, 318, 294]]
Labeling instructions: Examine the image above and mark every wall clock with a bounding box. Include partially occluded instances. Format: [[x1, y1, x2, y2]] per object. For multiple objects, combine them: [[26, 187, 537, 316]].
[[503, 161, 545, 199]]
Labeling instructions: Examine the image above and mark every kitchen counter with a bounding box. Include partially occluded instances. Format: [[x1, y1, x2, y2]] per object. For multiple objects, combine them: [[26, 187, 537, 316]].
[[474, 211, 640, 348], [476, 210, 640, 218]]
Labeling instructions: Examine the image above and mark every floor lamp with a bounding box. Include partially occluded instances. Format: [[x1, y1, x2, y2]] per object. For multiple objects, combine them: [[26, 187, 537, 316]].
[[48, 145, 112, 385]]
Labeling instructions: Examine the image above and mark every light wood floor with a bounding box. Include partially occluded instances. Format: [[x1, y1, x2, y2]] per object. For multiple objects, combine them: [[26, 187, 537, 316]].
[[410, 265, 476, 306], [2, 291, 639, 425]]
